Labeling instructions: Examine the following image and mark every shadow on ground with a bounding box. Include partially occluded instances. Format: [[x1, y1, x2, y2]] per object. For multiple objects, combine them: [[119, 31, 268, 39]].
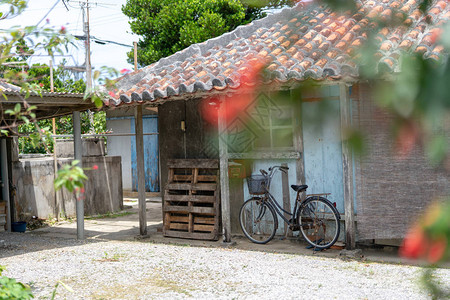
[[1, 199, 446, 268]]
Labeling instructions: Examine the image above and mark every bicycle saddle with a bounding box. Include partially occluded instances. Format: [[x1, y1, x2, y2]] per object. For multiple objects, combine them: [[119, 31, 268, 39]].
[[291, 184, 308, 192]]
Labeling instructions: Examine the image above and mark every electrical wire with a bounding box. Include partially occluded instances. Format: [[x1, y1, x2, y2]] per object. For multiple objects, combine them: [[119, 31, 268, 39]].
[[62, 0, 69, 11], [67, 7, 83, 66], [35, 0, 61, 27]]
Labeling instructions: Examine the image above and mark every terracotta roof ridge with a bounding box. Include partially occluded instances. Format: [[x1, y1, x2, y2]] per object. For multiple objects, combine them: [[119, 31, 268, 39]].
[[141, 5, 299, 73]]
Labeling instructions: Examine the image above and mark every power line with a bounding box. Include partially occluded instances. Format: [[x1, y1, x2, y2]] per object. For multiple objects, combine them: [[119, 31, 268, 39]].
[[62, 0, 69, 11], [35, 0, 61, 27], [73, 35, 132, 48]]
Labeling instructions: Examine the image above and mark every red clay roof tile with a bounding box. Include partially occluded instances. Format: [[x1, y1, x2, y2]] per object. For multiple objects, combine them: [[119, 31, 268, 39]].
[[109, 0, 450, 106]]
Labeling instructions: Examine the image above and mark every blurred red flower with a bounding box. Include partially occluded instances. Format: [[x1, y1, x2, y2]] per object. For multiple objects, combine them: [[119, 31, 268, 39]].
[[428, 237, 447, 264], [201, 58, 265, 127], [399, 225, 427, 259], [400, 201, 449, 264]]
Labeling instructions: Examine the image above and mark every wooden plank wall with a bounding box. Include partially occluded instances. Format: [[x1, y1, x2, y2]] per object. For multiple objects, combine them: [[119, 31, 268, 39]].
[[352, 83, 450, 240], [159, 99, 219, 203]]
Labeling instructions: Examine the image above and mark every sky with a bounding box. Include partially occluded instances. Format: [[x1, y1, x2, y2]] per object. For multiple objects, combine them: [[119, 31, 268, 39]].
[[1, 0, 136, 75]]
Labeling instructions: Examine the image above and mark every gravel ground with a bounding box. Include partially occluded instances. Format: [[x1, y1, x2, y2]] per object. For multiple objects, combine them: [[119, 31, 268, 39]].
[[0, 233, 449, 300]]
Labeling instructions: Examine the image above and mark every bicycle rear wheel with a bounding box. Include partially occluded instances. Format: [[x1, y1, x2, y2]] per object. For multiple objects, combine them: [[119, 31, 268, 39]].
[[298, 197, 340, 250], [239, 197, 278, 244]]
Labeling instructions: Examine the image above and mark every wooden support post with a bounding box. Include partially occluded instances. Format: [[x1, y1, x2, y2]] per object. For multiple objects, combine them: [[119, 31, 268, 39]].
[[291, 89, 305, 186], [218, 96, 231, 243], [281, 162, 291, 237], [229, 177, 244, 235], [50, 60, 62, 220], [135, 105, 147, 236], [340, 83, 356, 250], [133, 42, 138, 71], [1, 139, 11, 232], [52, 117, 60, 220], [73, 111, 84, 240]]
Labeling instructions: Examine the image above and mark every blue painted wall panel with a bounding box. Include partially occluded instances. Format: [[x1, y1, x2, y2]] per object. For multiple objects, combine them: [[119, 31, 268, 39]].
[[131, 116, 160, 192], [302, 99, 344, 213]]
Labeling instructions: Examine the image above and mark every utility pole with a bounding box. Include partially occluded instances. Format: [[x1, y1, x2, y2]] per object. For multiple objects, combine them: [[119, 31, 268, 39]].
[[82, 0, 94, 133], [82, 0, 92, 91]]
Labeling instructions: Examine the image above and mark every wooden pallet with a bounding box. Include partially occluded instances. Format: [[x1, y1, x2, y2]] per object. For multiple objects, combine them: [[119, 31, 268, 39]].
[[163, 159, 221, 240]]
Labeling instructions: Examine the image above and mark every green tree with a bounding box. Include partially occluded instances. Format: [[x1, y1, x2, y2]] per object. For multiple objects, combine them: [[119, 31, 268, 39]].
[[122, 0, 294, 67]]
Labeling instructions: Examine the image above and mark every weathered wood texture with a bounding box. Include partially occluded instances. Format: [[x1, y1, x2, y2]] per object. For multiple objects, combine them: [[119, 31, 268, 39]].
[[229, 178, 244, 234], [281, 163, 292, 237], [218, 98, 231, 243], [159, 100, 219, 205], [228, 152, 301, 159], [167, 159, 218, 169], [0, 202, 6, 232], [163, 159, 221, 240], [352, 83, 450, 240], [135, 105, 147, 236], [340, 83, 355, 250], [73, 111, 84, 239]]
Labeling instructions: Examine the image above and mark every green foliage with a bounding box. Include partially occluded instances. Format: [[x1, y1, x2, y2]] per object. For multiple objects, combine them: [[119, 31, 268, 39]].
[[85, 211, 136, 220], [18, 111, 107, 154], [122, 0, 295, 66], [50, 281, 73, 300], [7, 61, 107, 154], [421, 266, 450, 300], [0, 266, 34, 300], [54, 160, 88, 193]]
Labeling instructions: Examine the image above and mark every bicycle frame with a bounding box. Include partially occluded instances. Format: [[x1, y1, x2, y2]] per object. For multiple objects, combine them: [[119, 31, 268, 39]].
[[257, 166, 302, 226], [264, 192, 298, 225]]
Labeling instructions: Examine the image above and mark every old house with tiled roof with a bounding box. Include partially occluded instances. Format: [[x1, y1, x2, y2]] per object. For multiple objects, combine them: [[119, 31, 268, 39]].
[[105, 0, 449, 245]]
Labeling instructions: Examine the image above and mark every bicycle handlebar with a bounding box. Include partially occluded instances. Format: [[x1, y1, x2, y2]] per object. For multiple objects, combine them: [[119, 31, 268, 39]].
[[271, 165, 289, 172], [260, 166, 289, 179]]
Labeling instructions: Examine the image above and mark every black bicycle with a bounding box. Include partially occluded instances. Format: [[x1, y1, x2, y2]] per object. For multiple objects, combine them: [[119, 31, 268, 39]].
[[239, 166, 341, 250]]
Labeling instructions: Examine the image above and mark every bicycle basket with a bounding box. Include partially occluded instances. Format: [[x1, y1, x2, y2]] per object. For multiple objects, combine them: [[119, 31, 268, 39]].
[[247, 175, 267, 195]]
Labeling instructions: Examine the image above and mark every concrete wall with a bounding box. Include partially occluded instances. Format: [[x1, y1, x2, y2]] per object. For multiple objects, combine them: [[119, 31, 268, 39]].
[[106, 117, 132, 190], [12, 156, 123, 221]]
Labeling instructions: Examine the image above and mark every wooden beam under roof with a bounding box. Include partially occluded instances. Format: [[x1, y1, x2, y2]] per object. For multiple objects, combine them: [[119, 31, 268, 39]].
[[0, 92, 97, 124]]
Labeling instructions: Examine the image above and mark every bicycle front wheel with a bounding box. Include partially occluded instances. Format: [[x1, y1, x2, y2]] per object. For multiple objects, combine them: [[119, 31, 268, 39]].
[[239, 197, 278, 244], [298, 197, 340, 250]]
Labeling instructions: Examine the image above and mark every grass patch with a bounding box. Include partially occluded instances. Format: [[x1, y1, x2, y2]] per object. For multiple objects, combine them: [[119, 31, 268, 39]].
[[95, 251, 125, 262], [91, 273, 194, 299], [85, 211, 136, 220]]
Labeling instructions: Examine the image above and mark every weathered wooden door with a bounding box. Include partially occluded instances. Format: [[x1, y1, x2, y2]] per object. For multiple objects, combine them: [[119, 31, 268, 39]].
[[131, 115, 160, 192], [302, 99, 345, 213]]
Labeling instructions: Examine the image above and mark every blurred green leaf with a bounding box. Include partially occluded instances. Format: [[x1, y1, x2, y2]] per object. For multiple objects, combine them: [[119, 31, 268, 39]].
[[425, 136, 448, 167]]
